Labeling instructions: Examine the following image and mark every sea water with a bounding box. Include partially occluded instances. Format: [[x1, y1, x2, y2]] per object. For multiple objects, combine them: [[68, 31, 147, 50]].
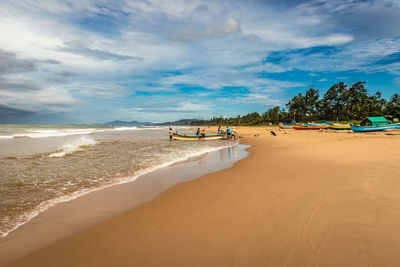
[[0, 125, 237, 237]]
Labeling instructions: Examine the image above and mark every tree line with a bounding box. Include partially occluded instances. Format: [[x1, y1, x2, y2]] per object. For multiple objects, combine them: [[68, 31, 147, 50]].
[[192, 81, 400, 126]]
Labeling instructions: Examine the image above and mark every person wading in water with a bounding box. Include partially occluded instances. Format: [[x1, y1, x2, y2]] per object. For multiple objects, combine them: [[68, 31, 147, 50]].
[[169, 127, 173, 140], [201, 129, 206, 139]]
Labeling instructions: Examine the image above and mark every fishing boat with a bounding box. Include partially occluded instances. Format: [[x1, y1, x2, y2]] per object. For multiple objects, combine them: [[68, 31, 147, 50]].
[[172, 132, 225, 140], [279, 123, 293, 129], [292, 123, 329, 130], [350, 124, 400, 132], [329, 124, 351, 130], [308, 122, 332, 126]]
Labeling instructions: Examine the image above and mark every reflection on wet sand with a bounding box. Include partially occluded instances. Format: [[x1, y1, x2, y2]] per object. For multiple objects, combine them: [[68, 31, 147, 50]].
[[219, 144, 238, 161]]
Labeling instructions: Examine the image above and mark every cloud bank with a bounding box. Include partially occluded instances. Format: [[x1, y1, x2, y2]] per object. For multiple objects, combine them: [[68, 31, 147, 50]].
[[0, 0, 399, 123]]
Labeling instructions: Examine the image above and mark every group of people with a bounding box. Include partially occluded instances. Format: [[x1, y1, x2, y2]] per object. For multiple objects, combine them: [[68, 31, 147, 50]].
[[217, 126, 235, 138], [195, 128, 206, 137], [195, 126, 234, 137], [169, 126, 236, 140]]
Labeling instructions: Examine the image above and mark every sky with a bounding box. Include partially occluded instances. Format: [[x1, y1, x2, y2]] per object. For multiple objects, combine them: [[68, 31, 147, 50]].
[[0, 0, 399, 124]]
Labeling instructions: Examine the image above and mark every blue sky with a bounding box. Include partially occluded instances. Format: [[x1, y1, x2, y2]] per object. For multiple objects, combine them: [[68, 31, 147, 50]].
[[0, 0, 399, 124]]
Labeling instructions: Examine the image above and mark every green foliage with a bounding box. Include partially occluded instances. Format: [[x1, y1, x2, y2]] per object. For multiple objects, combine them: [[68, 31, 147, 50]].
[[387, 94, 400, 118], [192, 81, 400, 126]]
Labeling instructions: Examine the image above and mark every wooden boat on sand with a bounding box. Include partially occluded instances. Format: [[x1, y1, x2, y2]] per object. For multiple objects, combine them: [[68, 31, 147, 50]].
[[172, 133, 225, 140], [329, 124, 351, 130], [292, 123, 329, 130], [279, 123, 293, 129], [350, 124, 400, 132]]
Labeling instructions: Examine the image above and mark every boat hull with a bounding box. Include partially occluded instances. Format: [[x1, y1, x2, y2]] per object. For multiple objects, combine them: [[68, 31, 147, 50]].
[[350, 124, 400, 132], [292, 124, 329, 130], [279, 124, 293, 129], [172, 133, 225, 140], [329, 124, 351, 130]]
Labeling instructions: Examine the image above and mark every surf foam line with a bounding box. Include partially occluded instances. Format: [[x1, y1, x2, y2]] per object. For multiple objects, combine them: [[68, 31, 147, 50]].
[[48, 136, 96, 158], [12, 129, 96, 138], [2, 126, 174, 139], [0, 143, 240, 238]]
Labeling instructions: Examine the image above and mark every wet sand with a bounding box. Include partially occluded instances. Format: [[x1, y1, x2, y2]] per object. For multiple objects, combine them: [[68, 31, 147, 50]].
[[6, 127, 400, 267], [0, 145, 247, 266]]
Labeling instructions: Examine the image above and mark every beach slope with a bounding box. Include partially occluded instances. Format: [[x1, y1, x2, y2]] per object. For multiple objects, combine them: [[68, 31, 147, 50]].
[[8, 128, 400, 267]]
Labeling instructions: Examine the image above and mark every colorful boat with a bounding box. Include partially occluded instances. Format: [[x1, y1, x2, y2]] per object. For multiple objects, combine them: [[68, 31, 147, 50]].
[[350, 124, 400, 132], [292, 123, 329, 130], [172, 132, 225, 140], [329, 124, 351, 130]]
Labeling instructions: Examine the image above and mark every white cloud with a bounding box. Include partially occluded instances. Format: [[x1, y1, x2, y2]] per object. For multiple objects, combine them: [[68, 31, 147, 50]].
[[0, 0, 399, 122], [170, 16, 240, 42], [0, 85, 77, 112], [238, 93, 284, 106], [117, 100, 210, 122], [66, 82, 129, 98]]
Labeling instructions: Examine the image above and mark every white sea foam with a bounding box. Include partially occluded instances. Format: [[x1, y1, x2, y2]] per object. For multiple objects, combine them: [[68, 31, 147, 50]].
[[0, 143, 238, 238], [13, 128, 96, 138], [111, 127, 139, 131], [3, 126, 186, 139], [48, 136, 96, 158]]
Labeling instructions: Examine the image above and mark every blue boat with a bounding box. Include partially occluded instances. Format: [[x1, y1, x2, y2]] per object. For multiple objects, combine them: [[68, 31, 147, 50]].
[[350, 124, 400, 132]]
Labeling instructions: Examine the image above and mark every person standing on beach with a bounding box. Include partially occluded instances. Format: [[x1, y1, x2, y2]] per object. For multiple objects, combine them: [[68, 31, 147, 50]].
[[231, 128, 237, 140], [226, 126, 231, 138], [201, 129, 206, 138], [218, 126, 222, 134], [196, 128, 201, 136], [169, 127, 173, 141]]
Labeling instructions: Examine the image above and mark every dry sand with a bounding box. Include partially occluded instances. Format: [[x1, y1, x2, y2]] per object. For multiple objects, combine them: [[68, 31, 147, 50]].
[[7, 127, 400, 267]]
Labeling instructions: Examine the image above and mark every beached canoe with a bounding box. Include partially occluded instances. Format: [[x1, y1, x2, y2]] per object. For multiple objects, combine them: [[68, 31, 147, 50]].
[[172, 132, 225, 140], [292, 123, 329, 130], [329, 124, 351, 130], [350, 124, 400, 132], [279, 123, 293, 129]]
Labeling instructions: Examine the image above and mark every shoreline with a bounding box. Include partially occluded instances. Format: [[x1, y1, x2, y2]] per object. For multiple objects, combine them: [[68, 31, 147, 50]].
[[5, 127, 400, 266], [0, 141, 240, 239], [0, 144, 248, 266]]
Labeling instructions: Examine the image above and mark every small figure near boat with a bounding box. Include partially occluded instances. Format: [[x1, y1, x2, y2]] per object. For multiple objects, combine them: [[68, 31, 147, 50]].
[[231, 127, 237, 140], [196, 128, 201, 136], [218, 126, 222, 134], [201, 129, 206, 138], [226, 126, 231, 138], [169, 127, 173, 140]]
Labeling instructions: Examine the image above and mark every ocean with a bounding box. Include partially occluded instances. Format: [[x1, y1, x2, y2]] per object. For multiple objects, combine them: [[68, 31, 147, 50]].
[[0, 125, 238, 238]]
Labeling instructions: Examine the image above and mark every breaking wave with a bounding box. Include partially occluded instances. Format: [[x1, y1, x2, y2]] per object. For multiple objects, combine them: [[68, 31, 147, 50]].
[[48, 137, 96, 158], [12, 129, 96, 138]]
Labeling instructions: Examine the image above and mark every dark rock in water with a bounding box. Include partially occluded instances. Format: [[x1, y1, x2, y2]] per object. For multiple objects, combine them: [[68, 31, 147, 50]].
[[270, 131, 276, 136]]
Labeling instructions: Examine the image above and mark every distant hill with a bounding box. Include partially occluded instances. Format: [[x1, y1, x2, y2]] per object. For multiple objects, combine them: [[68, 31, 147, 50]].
[[154, 119, 196, 126], [98, 119, 197, 126], [98, 120, 153, 126]]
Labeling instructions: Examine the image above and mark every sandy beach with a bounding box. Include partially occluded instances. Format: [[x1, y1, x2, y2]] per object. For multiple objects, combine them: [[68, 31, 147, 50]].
[[5, 127, 400, 267]]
